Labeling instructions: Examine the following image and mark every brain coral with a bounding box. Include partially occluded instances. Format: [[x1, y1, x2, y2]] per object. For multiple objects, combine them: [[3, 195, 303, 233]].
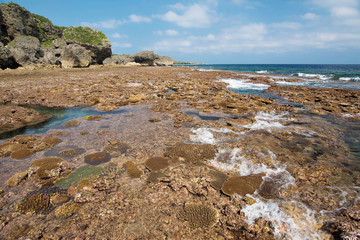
[[178, 203, 218, 229], [55, 202, 81, 218]]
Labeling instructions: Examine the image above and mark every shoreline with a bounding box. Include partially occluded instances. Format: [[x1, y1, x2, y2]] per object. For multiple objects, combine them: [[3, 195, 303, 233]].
[[0, 66, 359, 239]]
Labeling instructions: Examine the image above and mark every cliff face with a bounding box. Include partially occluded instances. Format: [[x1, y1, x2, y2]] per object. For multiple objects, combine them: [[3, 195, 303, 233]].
[[0, 3, 112, 69]]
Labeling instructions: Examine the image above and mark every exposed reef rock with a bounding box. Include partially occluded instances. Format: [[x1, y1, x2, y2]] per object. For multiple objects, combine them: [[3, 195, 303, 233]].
[[103, 51, 175, 66]]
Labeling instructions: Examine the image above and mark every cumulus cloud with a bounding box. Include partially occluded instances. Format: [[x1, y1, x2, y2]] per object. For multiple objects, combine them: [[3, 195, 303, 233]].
[[129, 14, 152, 23], [81, 19, 124, 29], [302, 12, 319, 20], [157, 3, 215, 28], [112, 42, 132, 48], [111, 33, 128, 39]]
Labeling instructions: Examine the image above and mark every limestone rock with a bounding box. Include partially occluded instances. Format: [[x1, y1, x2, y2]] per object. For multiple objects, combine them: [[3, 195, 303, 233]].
[[133, 50, 159, 66], [0, 42, 19, 69], [7, 36, 42, 66], [154, 55, 175, 66], [60, 44, 92, 68], [103, 54, 134, 66]]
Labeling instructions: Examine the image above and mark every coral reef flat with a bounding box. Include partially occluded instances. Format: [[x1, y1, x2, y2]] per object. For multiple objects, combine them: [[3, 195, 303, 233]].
[[0, 66, 359, 239]]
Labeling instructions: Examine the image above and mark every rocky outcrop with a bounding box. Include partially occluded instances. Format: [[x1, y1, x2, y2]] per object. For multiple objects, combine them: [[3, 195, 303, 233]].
[[103, 51, 175, 67], [7, 36, 43, 66], [0, 42, 19, 69], [103, 54, 134, 66], [0, 3, 111, 69], [60, 44, 92, 68], [154, 55, 175, 66]]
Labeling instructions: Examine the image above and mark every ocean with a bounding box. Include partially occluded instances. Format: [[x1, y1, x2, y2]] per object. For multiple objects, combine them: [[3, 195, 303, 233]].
[[180, 64, 360, 90]]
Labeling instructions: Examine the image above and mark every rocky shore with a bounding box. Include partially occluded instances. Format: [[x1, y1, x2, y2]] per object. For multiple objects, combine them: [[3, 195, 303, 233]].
[[0, 66, 359, 239]]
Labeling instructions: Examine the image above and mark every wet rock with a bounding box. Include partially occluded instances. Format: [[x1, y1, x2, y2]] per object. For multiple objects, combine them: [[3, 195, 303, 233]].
[[9, 224, 31, 240], [84, 152, 111, 165], [104, 141, 130, 155], [221, 173, 265, 196], [63, 120, 80, 127], [44, 145, 85, 160], [6, 171, 28, 187], [0, 105, 52, 134], [178, 203, 218, 229]]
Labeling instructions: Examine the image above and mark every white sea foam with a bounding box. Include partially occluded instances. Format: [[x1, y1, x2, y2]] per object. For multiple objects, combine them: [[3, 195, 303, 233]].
[[210, 148, 271, 175], [296, 73, 330, 80], [276, 81, 307, 86], [339, 76, 360, 81], [241, 198, 324, 240], [240, 112, 287, 132], [221, 78, 270, 91], [256, 70, 268, 74], [189, 127, 236, 145], [190, 128, 217, 144]]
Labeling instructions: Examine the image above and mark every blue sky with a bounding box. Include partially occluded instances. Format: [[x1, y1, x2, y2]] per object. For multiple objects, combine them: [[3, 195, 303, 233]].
[[7, 0, 360, 64]]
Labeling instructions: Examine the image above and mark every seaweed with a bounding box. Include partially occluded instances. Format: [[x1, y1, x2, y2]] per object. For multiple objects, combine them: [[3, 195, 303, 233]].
[[55, 165, 103, 189]]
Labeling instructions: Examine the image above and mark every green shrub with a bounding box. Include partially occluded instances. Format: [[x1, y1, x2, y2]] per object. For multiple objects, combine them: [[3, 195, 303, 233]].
[[63, 26, 107, 46]]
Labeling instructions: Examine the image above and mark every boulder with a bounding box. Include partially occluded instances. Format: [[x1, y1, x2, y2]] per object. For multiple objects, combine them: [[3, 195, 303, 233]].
[[133, 50, 159, 66], [0, 42, 19, 69], [7, 36, 42, 66], [63, 26, 112, 64], [103, 54, 134, 66], [60, 44, 92, 68], [154, 55, 175, 66], [41, 38, 66, 66]]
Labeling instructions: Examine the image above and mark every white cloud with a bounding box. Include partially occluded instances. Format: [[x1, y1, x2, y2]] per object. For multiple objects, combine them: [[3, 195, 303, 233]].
[[111, 33, 128, 39], [302, 12, 319, 20], [81, 19, 124, 29], [112, 42, 133, 48], [311, 0, 358, 8], [157, 3, 215, 28], [165, 29, 179, 36], [271, 22, 302, 29], [330, 6, 359, 17], [129, 14, 152, 23]]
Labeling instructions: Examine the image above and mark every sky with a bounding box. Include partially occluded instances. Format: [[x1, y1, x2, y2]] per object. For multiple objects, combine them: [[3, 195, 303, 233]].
[[6, 0, 360, 64]]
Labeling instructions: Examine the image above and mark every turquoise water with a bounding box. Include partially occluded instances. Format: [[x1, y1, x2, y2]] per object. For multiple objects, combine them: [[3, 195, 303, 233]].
[[0, 106, 128, 139], [181, 64, 360, 90]]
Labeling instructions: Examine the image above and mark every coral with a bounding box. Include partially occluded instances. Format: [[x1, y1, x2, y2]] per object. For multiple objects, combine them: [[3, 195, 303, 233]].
[[82, 115, 101, 121], [124, 161, 143, 178], [10, 148, 33, 159], [51, 194, 69, 205], [6, 171, 28, 187], [165, 143, 216, 163], [30, 157, 63, 179], [84, 152, 111, 165], [44, 145, 85, 159], [104, 141, 130, 154], [16, 194, 52, 214], [208, 170, 228, 191], [76, 178, 94, 191], [221, 173, 264, 196], [55, 165, 103, 189], [63, 120, 80, 127], [147, 171, 165, 183], [55, 202, 81, 218], [145, 157, 169, 172], [178, 203, 218, 229]]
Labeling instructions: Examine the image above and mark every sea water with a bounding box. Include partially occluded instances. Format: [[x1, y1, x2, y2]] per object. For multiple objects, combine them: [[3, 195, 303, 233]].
[[183, 64, 360, 90]]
